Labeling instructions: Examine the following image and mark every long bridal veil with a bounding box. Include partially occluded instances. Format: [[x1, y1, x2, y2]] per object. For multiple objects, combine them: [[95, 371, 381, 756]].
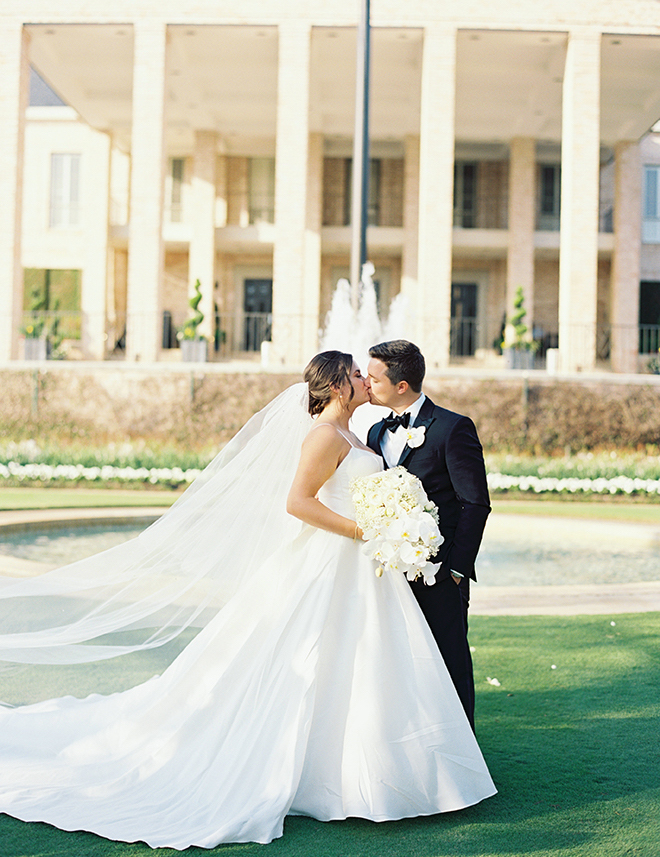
[[0, 383, 312, 703]]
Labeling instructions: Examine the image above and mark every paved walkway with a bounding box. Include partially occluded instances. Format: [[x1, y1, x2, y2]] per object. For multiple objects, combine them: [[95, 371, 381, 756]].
[[470, 580, 660, 615], [1, 508, 660, 615]]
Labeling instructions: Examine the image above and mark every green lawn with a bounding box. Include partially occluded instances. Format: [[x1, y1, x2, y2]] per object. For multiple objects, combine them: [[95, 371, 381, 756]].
[[0, 486, 180, 511], [2, 486, 659, 525], [492, 498, 660, 523], [2, 613, 658, 857]]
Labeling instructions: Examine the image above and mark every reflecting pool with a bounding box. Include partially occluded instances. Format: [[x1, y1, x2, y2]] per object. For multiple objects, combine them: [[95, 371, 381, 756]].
[[0, 514, 659, 586]]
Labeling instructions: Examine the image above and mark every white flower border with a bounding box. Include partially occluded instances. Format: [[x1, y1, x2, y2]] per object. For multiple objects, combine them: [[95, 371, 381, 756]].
[[0, 461, 201, 486], [487, 472, 660, 496], [1, 460, 660, 496]]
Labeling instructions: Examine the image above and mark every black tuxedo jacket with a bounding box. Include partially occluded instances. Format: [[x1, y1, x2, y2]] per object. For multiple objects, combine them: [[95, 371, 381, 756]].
[[367, 396, 490, 582]]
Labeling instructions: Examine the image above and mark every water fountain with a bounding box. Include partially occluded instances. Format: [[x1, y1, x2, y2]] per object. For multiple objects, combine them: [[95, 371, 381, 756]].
[[320, 263, 409, 368], [319, 262, 410, 439]]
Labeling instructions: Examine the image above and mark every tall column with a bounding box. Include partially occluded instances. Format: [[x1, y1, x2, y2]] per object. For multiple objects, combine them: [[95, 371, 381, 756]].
[[0, 23, 29, 361], [126, 21, 167, 362], [611, 140, 641, 374], [302, 131, 323, 359], [417, 24, 457, 372], [81, 130, 111, 360], [216, 153, 228, 228], [507, 137, 536, 328], [189, 130, 218, 347], [401, 135, 420, 304], [558, 30, 601, 372], [272, 22, 318, 367]]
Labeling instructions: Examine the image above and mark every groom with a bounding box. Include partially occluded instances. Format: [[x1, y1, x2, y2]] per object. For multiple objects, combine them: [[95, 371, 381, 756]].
[[365, 340, 490, 730]]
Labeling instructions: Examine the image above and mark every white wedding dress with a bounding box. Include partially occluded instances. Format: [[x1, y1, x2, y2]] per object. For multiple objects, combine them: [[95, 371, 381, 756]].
[[0, 389, 495, 849]]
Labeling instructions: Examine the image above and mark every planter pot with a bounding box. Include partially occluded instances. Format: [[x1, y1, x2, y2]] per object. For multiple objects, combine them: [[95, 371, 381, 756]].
[[180, 339, 208, 362], [503, 347, 535, 370], [24, 338, 47, 360]]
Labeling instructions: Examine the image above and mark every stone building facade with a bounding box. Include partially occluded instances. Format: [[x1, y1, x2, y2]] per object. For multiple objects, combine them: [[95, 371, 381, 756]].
[[3, 1, 660, 372]]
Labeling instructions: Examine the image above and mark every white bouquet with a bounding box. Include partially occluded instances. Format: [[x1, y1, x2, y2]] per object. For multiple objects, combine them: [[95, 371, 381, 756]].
[[350, 465, 443, 585]]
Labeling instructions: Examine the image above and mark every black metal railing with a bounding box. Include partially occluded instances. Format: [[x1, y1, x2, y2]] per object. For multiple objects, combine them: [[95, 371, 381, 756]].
[[639, 325, 660, 355], [16, 312, 660, 366], [161, 312, 273, 357], [450, 318, 478, 357]]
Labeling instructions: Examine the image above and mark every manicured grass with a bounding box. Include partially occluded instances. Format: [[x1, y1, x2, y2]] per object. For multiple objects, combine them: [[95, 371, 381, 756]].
[[1, 613, 658, 857], [2, 487, 659, 526], [0, 487, 180, 511], [492, 498, 660, 523]]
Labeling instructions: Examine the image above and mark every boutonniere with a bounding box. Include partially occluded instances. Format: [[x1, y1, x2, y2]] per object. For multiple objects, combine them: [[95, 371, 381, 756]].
[[404, 426, 426, 449]]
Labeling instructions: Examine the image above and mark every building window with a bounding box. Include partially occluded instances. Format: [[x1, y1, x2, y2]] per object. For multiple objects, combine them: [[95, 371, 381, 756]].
[[537, 164, 561, 230], [50, 153, 81, 228], [167, 158, 185, 223], [450, 281, 478, 355], [639, 281, 660, 353], [243, 278, 273, 350], [323, 158, 401, 227], [367, 159, 381, 226], [643, 166, 660, 243], [343, 158, 381, 226], [23, 268, 82, 340], [248, 158, 275, 224], [453, 162, 477, 228]]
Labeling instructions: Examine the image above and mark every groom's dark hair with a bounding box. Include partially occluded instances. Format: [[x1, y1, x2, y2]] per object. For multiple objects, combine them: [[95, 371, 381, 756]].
[[369, 340, 425, 393]]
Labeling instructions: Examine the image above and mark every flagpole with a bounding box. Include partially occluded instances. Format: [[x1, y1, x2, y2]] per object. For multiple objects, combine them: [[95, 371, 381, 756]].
[[350, 0, 371, 312]]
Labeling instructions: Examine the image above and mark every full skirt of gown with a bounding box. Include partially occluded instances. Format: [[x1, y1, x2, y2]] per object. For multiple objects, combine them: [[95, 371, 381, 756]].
[[0, 447, 495, 848]]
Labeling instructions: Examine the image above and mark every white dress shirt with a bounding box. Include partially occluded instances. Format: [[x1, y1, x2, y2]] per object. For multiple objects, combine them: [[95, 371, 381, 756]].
[[380, 393, 426, 468]]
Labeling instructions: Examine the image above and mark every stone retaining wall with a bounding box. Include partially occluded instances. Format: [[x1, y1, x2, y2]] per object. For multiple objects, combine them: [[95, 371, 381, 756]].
[[2, 367, 660, 453]]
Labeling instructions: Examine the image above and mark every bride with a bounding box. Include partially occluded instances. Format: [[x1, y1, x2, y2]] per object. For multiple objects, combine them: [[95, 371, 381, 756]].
[[0, 351, 495, 849]]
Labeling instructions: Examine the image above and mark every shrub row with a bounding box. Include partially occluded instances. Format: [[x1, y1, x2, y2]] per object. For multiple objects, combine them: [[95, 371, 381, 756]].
[[2, 368, 659, 455]]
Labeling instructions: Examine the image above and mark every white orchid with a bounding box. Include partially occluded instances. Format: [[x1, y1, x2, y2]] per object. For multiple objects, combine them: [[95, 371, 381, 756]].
[[420, 561, 441, 585], [404, 426, 426, 449]]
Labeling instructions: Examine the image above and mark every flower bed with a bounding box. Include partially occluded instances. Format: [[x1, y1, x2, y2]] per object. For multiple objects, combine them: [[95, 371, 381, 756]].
[[487, 472, 660, 496], [0, 440, 209, 488], [0, 461, 202, 487], [2, 442, 660, 496], [2, 459, 660, 496]]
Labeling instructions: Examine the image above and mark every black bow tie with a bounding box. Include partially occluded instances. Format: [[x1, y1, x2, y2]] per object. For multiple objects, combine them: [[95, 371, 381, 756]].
[[384, 412, 411, 432]]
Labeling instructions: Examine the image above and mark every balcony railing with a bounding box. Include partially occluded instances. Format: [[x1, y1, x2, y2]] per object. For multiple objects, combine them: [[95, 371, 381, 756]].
[[639, 325, 660, 355], [160, 311, 273, 357], [21, 310, 82, 341], [16, 312, 660, 367], [450, 317, 479, 357], [447, 322, 660, 368]]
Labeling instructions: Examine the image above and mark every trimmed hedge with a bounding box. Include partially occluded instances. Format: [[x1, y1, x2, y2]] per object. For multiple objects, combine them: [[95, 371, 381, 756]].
[[2, 368, 659, 454]]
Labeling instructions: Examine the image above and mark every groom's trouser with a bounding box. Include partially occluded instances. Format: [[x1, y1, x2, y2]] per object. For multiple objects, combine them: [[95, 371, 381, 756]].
[[408, 575, 475, 731]]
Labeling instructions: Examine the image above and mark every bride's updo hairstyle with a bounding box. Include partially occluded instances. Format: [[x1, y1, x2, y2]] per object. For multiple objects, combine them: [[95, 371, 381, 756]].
[[304, 350, 354, 416]]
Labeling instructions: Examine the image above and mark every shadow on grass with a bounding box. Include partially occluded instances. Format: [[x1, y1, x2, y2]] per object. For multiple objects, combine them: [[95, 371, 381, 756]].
[[1, 614, 659, 857]]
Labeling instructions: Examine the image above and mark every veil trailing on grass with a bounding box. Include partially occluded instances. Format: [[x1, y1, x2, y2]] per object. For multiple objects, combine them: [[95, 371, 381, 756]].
[[0, 383, 312, 701]]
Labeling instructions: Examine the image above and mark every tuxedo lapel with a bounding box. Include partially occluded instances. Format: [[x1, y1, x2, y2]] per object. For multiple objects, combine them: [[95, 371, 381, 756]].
[[396, 397, 435, 468], [397, 443, 415, 469], [371, 420, 391, 469]]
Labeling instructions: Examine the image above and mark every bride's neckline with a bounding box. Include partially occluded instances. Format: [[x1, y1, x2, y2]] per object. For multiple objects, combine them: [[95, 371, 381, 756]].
[[310, 422, 380, 458], [332, 445, 381, 477]]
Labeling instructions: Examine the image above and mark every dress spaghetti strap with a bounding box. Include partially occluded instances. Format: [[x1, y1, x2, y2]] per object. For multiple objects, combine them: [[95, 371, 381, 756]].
[[309, 422, 357, 448], [335, 428, 357, 447]]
